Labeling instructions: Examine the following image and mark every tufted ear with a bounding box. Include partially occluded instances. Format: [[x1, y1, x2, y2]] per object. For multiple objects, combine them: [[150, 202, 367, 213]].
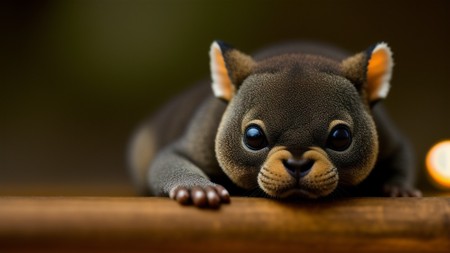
[[209, 41, 255, 101], [341, 42, 394, 105]]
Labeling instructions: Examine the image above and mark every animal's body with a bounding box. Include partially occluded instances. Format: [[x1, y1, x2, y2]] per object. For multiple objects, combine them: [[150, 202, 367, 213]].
[[128, 41, 421, 208]]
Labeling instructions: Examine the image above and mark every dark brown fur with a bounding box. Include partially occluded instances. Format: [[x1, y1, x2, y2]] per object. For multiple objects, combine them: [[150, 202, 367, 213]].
[[128, 41, 420, 207]]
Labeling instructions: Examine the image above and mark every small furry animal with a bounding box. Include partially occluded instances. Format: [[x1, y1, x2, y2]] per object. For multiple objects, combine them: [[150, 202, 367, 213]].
[[128, 41, 421, 208]]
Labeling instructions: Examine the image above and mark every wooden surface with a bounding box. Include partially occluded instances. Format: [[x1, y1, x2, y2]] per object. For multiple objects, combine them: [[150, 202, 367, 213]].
[[0, 197, 449, 252]]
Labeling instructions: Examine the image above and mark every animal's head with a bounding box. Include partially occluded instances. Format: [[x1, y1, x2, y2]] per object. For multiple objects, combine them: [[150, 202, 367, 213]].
[[211, 41, 393, 199]]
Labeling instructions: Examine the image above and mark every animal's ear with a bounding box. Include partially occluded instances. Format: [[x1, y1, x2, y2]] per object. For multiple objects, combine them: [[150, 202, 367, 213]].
[[209, 41, 255, 101], [341, 42, 394, 105]]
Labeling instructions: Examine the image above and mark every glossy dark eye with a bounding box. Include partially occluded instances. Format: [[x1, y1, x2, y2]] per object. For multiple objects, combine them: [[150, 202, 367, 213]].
[[244, 125, 268, 150], [327, 125, 352, 151]]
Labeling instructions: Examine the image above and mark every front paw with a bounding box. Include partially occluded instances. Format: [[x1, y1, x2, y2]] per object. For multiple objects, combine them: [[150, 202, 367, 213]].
[[382, 185, 422, 197], [169, 185, 230, 208]]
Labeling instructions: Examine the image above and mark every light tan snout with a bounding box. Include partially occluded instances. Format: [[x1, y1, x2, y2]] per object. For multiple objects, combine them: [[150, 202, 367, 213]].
[[258, 147, 339, 199]]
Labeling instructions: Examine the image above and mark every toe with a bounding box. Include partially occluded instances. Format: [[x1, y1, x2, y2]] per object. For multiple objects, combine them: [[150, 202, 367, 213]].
[[205, 186, 221, 208], [191, 187, 207, 207], [383, 185, 399, 197], [215, 185, 231, 204], [174, 187, 190, 205], [408, 189, 422, 197], [411, 189, 422, 197], [399, 189, 410, 197]]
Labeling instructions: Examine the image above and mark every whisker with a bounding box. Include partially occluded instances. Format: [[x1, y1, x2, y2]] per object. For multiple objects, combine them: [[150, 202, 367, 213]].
[[316, 170, 333, 178], [316, 174, 338, 182], [261, 168, 284, 179], [259, 171, 274, 180], [320, 180, 339, 187], [320, 176, 339, 185], [260, 171, 292, 184], [314, 168, 338, 179]]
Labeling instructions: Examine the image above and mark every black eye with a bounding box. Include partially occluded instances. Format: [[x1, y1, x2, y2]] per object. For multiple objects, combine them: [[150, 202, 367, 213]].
[[244, 125, 268, 150], [327, 125, 352, 151]]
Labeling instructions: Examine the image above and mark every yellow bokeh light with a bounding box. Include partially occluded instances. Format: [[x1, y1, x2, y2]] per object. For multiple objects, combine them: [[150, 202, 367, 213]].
[[426, 140, 450, 189]]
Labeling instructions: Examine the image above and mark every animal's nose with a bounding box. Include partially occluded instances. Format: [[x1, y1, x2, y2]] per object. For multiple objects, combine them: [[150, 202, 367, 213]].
[[283, 158, 314, 179]]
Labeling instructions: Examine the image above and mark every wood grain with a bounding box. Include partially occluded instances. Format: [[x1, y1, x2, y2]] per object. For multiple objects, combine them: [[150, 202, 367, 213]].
[[0, 197, 448, 252]]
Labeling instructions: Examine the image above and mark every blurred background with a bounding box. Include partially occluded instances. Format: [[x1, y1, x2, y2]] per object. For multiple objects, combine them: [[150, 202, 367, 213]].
[[0, 0, 449, 196]]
